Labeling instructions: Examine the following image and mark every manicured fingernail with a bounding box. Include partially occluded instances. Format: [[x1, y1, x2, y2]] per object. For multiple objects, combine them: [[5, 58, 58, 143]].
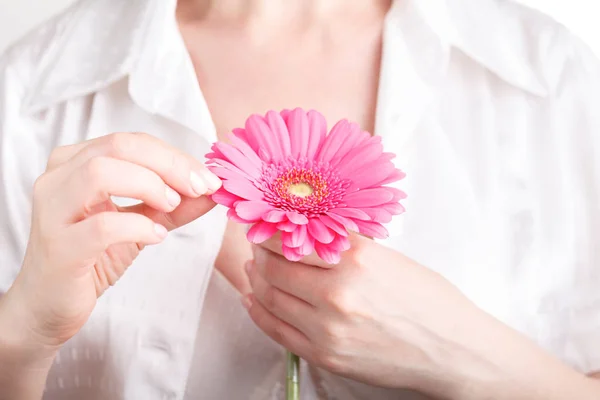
[[165, 186, 181, 209], [201, 170, 222, 192], [190, 171, 207, 195], [241, 294, 252, 310], [154, 224, 168, 239]]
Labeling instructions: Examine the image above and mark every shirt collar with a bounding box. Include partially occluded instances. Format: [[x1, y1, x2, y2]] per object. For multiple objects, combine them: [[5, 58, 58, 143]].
[[22, 0, 549, 119]]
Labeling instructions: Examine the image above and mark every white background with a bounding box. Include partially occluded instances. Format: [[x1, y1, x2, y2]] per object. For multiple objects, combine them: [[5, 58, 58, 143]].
[[0, 0, 599, 57]]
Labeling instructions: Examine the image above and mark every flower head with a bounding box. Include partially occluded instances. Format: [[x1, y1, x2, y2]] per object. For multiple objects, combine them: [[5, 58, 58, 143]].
[[206, 108, 406, 264]]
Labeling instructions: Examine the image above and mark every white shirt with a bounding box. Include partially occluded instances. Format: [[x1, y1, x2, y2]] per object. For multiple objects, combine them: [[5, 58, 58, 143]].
[[1, 0, 600, 398]]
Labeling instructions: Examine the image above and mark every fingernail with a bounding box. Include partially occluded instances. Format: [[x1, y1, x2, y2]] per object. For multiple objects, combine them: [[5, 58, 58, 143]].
[[245, 260, 254, 276], [154, 224, 168, 239], [201, 170, 222, 192], [241, 294, 252, 310], [165, 186, 181, 209], [190, 171, 207, 195]]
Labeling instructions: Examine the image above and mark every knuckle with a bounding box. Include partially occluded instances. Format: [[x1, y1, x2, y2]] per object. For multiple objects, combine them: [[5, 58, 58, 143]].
[[271, 321, 286, 344], [323, 287, 355, 315], [83, 157, 107, 186], [46, 147, 65, 169], [314, 350, 344, 374], [321, 321, 345, 343], [106, 132, 135, 156], [262, 285, 278, 311]]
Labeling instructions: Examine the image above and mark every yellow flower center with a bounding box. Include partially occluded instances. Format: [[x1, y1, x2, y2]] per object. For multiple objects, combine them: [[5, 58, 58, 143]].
[[288, 182, 314, 198]]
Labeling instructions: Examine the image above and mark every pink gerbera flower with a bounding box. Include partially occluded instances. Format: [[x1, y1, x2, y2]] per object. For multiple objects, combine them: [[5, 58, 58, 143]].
[[206, 108, 406, 264]]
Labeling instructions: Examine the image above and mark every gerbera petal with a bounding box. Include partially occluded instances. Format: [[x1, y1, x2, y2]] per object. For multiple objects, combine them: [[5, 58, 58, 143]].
[[233, 128, 259, 153], [354, 220, 389, 239], [265, 110, 292, 157], [263, 209, 288, 223], [329, 208, 370, 220], [315, 119, 348, 163], [282, 245, 304, 262], [282, 225, 307, 248], [298, 236, 315, 256], [227, 133, 263, 168], [347, 162, 396, 191], [327, 212, 359, 232], [381, 202, 406, 215], [361, 207, 393, 223], [307, 218, 335, 244], [214, 142, 261, 178], [328, 122, 362, 165], [209, 165, 245, 181], [336, 141, 384, 177], [318, 215, 349, 237], [246, 114, 279, 161], [277, 220, 298, 232], [306, 110, 327, 158], [247, 221, 279, 244], [342, 188, 394, 207], [314, 242, 342, 265], [223, 179, 264, 201], [235, 201, 274, 221], [287, 108, 309, 158], [329, 235, 351, 252], [211, 188, 242, 208], [389, 187, 408, 201], [377, 169, 407, 186], [286, 211, 309, 225], [212, 158, 257, 180], [227, 208, 254, 224]]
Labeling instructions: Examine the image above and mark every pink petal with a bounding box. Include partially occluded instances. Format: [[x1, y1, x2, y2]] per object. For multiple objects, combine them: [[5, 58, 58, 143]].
[[389, 187, 408, 201], [286, 211, 308, 225], [381, 202, 406, 215], [315, 242, 342, 265], [227, 208, 254, 224], [329, 208, 370, 220], [329, 235, 351, 252], [212, 158, 256, 181], [298, 236, 315, 256], [247, 221, 279, 244], [342, 188, 394, 207], [315, 119, 349, 163], [211, 188, 242, 208], [281, 225, 307, 248], [262, 209, 288, 223], [318, 215, 348, 237], [210, 165, 246, 181], [377, 169, 407, 186], [327, 212, 359, 232], [226, 133, 263, 169], [306, 110, 327, 158], [246, 115, 279, 161], [282, 245, 304, 262], [328, 122, 363, 164], [287, 108, 309, 158], [214, 142, 261, 178], [277, 220, 298, 232], [347, 162, 396, 191], [361, 207, 393, 223], [354, 220, 389, 239], [266, 110, 292, 157], [337, 141, 384, 177], [235, 201, 274, 222], [233, 128, 259, 153], [307, 218, 335, 244], [223, 179, 264, 201]]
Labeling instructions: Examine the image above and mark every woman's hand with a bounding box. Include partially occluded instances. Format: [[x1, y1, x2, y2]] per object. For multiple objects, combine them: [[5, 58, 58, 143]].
[[3, 132, 221, 353], [243, 234, 599, 399]]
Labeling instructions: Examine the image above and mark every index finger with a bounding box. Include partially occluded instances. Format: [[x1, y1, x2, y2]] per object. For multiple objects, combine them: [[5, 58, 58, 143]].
[[49, 132, 221, 198]]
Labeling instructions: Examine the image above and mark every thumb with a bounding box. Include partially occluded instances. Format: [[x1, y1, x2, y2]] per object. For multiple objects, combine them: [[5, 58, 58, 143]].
[[122, 195, 217, 231]]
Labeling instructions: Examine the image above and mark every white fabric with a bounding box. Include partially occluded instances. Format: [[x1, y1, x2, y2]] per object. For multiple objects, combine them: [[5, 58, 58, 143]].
[[1, 0, 600, 398]]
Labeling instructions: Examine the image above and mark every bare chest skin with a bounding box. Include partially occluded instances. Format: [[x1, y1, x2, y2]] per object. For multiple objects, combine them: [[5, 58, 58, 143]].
[[178, 15, 385, 292]]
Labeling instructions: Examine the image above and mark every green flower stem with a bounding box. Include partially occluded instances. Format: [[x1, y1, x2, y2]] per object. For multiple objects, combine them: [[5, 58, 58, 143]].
[[286, 351, 300, 400]]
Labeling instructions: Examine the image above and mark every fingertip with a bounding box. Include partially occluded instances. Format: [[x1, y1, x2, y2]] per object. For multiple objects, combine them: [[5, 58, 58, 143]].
[[153, 223, 168, 240], [241, 293, 253, 310]]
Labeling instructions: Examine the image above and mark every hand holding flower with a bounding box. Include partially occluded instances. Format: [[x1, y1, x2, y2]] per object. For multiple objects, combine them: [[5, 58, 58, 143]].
[[244, 235, 597, 400]]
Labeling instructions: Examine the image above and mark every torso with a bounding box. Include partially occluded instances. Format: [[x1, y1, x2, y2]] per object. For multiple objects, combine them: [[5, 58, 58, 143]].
[[177, 6, 387, 292]]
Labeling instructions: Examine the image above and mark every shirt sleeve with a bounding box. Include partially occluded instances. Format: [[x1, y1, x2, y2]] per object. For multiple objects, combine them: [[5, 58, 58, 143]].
[[548, 32, 600, 374], [0, 54, 33, 295]]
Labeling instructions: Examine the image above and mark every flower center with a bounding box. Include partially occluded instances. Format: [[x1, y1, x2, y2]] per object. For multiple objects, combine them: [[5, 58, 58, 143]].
[[288, 182, 313, 198], [260, 160, 350, 216]]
